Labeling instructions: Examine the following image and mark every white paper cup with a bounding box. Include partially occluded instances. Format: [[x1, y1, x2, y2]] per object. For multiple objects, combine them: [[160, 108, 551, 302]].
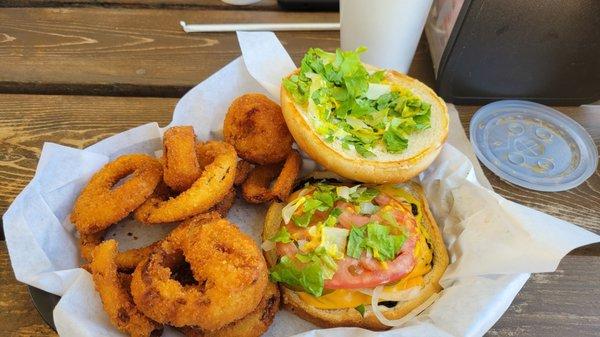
[[340, 0, 434, 73]]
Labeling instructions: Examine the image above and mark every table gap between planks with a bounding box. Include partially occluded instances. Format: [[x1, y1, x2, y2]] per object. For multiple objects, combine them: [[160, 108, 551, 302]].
[[0, 1, 598, 337]]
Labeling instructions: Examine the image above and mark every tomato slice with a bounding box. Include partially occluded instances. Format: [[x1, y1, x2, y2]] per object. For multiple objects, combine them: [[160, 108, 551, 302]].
[[276, 242, 298, 257], [324, 234, 417, 289]]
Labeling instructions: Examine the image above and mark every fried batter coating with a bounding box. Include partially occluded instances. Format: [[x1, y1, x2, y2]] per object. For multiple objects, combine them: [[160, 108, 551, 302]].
[[133, 141, 237, 224], [242, 150, 302, 204], [90, 240, 162, 337], [81, 231, 161, 271], [135, 185, 236, 224], [234, 160, 254, 186], [130, 217, 268, 331], [71, 154, 162, 235], [179, 282, 280, 337], [163, 126, 201, 192], [224, 93, 294, 165], [211, 188, 236, 217]]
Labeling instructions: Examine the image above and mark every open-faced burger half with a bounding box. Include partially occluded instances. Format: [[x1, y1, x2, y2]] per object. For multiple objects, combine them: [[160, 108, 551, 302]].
[[262, 179, 448, 330], [280, 47, 449, 183]]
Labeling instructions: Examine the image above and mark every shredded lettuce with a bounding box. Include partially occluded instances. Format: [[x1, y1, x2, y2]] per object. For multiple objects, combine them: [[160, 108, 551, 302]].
[[355, 304, 366, 317], [347, 226, 367, 259], [346, 223, 406, 261], [282, 47, 431, 157], [270, 256, 324, 296], [269, 226, 292, 243], [336, 185, 360, 201], [292, 212, 312, 228]]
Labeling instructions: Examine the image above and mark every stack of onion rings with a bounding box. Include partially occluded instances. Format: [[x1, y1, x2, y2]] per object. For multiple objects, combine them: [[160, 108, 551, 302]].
[[130, 216, 268, 330], [72, 112, 283, 336], [134, 141, 237, 224]]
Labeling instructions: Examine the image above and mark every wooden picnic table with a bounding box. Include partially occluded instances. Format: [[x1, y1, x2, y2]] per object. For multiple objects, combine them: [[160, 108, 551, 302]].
[[0, 1, 598, 336]]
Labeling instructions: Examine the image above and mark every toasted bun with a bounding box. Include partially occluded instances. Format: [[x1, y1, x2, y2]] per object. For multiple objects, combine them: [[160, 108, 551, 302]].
[[281, 67, 448, 184], [262, 181, 449, 330]]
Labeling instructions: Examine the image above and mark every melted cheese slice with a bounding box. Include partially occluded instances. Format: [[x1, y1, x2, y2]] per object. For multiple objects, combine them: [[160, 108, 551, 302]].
[[297, 185, 433, 309]]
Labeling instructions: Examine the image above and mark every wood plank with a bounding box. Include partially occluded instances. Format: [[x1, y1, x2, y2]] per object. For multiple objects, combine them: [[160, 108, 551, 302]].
[[457, 105, 600, 233], [1, 0, 280, 10], [0, 94, 178, 220], [0, 8, 433, 97], [0, 242, 57, 337], [488, 254, 600, 337], [1, 240, 599, 336]]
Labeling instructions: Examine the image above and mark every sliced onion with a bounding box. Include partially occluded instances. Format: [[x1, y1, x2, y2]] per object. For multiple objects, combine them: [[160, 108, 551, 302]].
[[359, 285, 421, 302], [261, 240, 276, 251], [281, 196, 306, 224], [359, 202, 379, 215], [370, 286, 439, 327]]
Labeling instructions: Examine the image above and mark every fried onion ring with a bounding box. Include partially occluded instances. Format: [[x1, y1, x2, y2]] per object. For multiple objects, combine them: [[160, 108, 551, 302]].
[[234, 160, 254, 186], [90, 240, 163, 337], [179, 282, 280, 337], [71, 154, 162, 235], [130, 216, 268, 330], [211, 188, 236, 217], [134, 184, 236, 224], [242, 150, 302, 204], [133, 141, 237, 224], [163, 126, 201, 192], [223, 93, 294, 165], [81, 232, 161, 271]]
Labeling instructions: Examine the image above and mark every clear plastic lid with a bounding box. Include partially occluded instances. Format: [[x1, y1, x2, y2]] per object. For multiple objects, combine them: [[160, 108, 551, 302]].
[[469, 100, 598, 192]]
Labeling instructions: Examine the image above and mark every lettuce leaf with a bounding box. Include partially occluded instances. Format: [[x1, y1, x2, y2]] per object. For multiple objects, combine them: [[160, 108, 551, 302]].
[[270, 226, 292, 243], [288, 47, 431, 158], [345, 223, 406, 261], [270, 256, 324, 296], [347, 226, 367, 259]]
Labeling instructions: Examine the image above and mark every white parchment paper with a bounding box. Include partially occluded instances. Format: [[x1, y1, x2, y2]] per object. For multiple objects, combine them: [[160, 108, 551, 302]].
[[4, 32, 599, 337]]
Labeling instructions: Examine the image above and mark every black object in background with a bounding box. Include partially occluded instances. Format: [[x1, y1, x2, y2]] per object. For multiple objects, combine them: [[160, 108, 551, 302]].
[[277, 0, 339, 11], [431, 0, 600, 105], [29, 286, 59, 331]]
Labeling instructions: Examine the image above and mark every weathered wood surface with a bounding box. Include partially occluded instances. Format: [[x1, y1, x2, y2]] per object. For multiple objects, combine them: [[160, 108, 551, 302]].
[[0, 7, 433, 97], [0, 7, 338, 97], [1, 242, 58, 337], [1, 0, 280, 10], [0, 94, 178, 215]]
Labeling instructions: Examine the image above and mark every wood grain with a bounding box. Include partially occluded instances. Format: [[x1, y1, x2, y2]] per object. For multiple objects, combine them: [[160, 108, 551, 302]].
[[1, 0, 280, 10], [0, 7, 432, 97], [0, 94, 178, 217], [487, 254, 600, 337], [0, 242, 57, 337]]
